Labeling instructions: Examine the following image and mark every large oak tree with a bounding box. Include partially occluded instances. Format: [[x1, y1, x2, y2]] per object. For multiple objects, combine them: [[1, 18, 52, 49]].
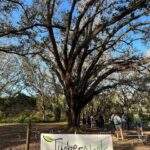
[[0, 0, 150, 128]]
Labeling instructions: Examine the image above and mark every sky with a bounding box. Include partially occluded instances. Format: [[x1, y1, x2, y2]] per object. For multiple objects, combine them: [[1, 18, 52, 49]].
[[4, 0, 149, 55]]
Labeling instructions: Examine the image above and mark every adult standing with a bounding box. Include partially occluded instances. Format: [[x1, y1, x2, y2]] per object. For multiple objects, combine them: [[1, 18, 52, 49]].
[[82, 113, 86, 128], [110, 112, 115, 134], [122, 113, 127, 130], [114, 112, 124, 140], [98, 112, 104, 130], [135, 114, 143, 139], [126, 115, 131, 130]]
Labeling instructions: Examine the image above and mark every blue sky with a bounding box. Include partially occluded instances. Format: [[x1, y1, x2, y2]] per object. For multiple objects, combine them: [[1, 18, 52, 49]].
[[7, 0, 150, 55], [1, 1, 150, 56]]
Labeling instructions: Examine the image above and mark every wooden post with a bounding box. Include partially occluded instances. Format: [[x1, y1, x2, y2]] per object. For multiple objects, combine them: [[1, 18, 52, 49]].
[[25, 120, 31, 150]]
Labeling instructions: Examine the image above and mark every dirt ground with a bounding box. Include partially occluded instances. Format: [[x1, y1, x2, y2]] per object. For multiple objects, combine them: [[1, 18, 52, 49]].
[[0, 123, 150, 150]]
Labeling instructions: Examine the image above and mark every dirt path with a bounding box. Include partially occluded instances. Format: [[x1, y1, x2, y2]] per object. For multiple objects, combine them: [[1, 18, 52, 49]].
[[0, 124, 150, 150]]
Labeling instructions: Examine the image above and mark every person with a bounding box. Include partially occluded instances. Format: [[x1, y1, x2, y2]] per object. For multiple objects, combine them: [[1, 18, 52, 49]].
[[98, 112, 104, 130], [90, 114, 94, 128], [126, 115, 131, 130], [85, 111, 90, 127], [82, 113, 86, 127], [135, 114, 143, 139], [90, 114, 96, 128], [114, 112, 124, 140], [87, 115, 91, 127], [95, 114, 99, 127], [109, 112, 115, 134], [122, 113, 127, 130]]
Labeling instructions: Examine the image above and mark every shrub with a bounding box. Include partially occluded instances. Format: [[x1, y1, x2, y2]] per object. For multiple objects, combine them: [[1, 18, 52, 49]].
[[0, 111, 5, 119], [15, 112, 28, 123]]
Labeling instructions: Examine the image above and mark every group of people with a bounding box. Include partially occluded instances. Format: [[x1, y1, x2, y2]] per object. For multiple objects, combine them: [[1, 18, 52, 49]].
[[83, 111, 144, 141], [110, 112, 143, 141], [110, 113, 131, 135], [83, 112, 104, 129]]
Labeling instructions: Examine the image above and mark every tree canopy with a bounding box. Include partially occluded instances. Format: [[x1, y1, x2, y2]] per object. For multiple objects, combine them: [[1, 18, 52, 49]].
[[0, 0, 150, 128]]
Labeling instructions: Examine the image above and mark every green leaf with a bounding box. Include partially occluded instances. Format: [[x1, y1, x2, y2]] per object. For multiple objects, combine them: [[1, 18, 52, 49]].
[[43, 135, 54, 143]]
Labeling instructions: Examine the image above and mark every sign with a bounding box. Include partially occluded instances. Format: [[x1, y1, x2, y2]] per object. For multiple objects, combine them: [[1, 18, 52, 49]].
[[41, 134, 113, 150]]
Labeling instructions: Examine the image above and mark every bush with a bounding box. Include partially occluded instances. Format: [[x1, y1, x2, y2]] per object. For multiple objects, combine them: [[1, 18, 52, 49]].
[[30, 111, 42, 119], [0, 111, 5, 119], [15, 112, 28, 123]]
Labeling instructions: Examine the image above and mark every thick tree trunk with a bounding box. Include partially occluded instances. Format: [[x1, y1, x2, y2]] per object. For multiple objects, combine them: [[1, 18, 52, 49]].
[[66, 104, 81, 132], [67, 108, 81, 126], [64, 81, 93, 131]]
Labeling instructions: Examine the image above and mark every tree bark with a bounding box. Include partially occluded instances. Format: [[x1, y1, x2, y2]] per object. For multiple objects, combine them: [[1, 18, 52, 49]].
[[64, 89, 94, 131], [66, 97, 82, 131], [67, 107, 81, 127]]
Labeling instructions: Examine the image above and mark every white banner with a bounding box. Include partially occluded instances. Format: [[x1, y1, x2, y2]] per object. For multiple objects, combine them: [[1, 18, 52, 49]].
[[41, 134, 113, 150]]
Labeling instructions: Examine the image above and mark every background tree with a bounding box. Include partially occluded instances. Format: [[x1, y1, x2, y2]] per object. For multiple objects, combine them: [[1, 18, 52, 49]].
[[0, 52, 24, 96], [20, 58, 56, 120], [0, 0, 150, 129]]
